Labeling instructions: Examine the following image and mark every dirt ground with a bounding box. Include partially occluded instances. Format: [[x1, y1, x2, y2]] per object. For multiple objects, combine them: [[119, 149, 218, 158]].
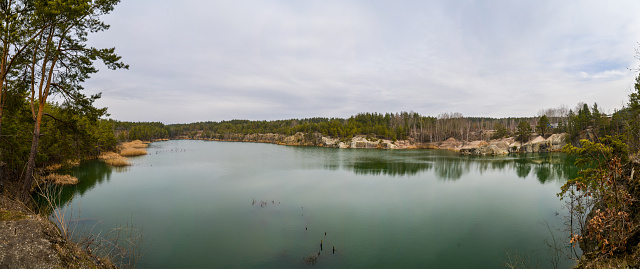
[[0, 196, 116, 269]]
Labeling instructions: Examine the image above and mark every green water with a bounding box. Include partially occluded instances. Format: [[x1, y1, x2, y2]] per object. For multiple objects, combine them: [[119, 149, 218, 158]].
[[57, 140, 580, 268]]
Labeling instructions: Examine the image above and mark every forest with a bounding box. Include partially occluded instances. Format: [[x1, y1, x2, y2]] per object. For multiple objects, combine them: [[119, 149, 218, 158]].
[[114, 101, 631, 147], [0, 0, 126, 200], [3, 1, 640, 268]]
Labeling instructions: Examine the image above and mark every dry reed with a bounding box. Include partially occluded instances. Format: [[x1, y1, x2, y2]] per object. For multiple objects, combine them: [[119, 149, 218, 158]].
[[119, 148, 147, 157], [98, 140, 150, 166], [45, 159, 82, 171], [43, 173, 79, 185], [67, 159, 80, 166], [45, 163, 63, 171], [121, 140, 148, 149], [118, 140, 149, 157], [36, 185, 143, 268], [99, 151, 131, 167], [104, 157, 131, 166]]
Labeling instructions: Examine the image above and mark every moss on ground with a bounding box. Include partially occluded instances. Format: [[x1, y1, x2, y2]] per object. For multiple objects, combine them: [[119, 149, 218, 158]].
[[0, 210, 27, 221]]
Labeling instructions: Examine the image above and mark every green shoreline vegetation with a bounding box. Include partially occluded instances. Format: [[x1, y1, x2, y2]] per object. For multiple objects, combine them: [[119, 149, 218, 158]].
[[113, 104, 626, 146], [0, 0, 639, 268]]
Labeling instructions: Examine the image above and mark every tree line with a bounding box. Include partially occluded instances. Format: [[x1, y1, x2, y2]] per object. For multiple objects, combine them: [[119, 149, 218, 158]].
[[0, 0, 125, 201], [111, 101, 633, 149]]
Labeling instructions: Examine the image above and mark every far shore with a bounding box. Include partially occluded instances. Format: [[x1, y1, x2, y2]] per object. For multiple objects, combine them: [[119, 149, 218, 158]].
[[150, 132, 568, 155]]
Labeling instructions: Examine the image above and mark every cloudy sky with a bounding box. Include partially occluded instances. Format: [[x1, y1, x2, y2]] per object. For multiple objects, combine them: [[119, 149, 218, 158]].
[[84, 0, 640, 124]]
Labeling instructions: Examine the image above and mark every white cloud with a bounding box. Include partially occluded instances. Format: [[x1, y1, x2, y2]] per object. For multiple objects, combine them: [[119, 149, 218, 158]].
[[85, 0, 640, 123], [580, 70, 628, 80]]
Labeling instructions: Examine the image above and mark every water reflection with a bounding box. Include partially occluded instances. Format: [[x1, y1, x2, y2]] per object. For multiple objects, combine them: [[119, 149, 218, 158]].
[[433, 157, 467, 180], [535, 164, 551, 183], [515, 159, 532, 178], [350, 157, 433, 177], [71, 161, 115, 195], [56, 141, 579, 268], [47, 160, 116, 207], [341, 151, 578, 182]]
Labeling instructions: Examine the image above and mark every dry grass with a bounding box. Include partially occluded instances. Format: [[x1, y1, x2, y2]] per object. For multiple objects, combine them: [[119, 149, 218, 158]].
[[575, 254, 637, 269], [573, 242, 640, 269], [121, 140, 148, 149], [45, 159, 82, 171], [99, 152, 131, 167], [118, 140, 148, 157], [67, 159, 80, 166], [104, 157, 131, 167], [99, 151, 121, 159], [96, 140, 151, 166], [119, 148, 147, 157], [43, 173, 79, 185], [36, 185, 142, 268], [45, 163, 63, 171]]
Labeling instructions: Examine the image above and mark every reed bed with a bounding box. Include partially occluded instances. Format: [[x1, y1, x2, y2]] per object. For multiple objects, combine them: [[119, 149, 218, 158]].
[[98, 140, 150, 167], [45, 159, 82, 171], [118, 140, 148, 156], [42, 173, 79, 185], [99, 151, 131, 167], [104, 157, 132, 166], [119, 148, 148, 157], [121, 140, 149, 149]]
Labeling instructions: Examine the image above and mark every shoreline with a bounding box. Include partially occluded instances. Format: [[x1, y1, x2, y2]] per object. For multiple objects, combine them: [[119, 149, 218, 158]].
[[0, 196, 117, 268], [40, 140, 152, 187], [155, 132, 568, 155]]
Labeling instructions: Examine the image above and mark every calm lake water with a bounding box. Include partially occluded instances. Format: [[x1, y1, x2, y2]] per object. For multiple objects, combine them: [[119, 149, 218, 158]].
[[55, 140, 580, 268]]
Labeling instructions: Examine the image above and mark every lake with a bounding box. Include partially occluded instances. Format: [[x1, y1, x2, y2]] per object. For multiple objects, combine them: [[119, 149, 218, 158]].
[[54, 140, 580, 268]]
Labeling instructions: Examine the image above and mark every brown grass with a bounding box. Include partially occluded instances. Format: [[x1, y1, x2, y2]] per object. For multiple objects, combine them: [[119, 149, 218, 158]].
[[45, 163, 63, 171], [118, 140, 148, 157], [104, 157, 131, 167], [119, 148, 147, 157], [43, 173, 79, 185], [575, 253, 640, 268], [98, 140, 150, 166], [67, 159, 80, 166], [35, 185, 140, 268], [45, 159, 82, 171], [121, 140, 148, 149], [99, 151, 131, 167]]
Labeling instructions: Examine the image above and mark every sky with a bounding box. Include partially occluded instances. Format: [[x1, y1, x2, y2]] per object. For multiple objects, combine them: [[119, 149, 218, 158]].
[[83, 0, 640, 124]]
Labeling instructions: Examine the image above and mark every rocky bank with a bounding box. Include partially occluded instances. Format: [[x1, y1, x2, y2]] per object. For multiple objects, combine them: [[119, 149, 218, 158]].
[[0, 196, 116, 269], [452, 134, 568, 156], [185, 132, 567, 154], [188, 132, 424, 149]]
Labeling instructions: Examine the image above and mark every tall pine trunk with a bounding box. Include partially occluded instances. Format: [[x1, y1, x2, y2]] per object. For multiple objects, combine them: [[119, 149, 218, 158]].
[[0, 123, 3, 194], [0, 45, 7, 194], [22, 103, 43, 201], [0, 95, 4, 194]]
